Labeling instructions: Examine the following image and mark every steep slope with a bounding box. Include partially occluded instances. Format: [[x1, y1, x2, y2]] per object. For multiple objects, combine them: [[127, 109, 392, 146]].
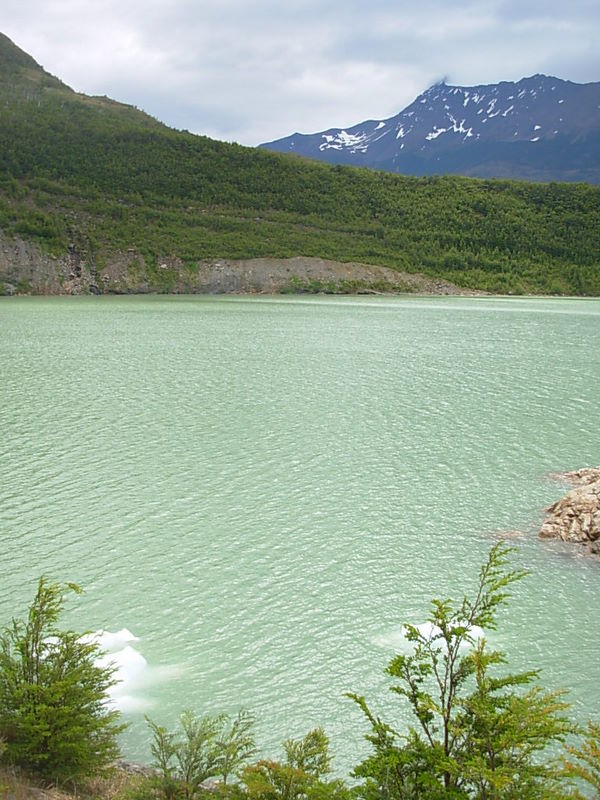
[[0, 33, 599, 296], [260, 75, 600, 183]]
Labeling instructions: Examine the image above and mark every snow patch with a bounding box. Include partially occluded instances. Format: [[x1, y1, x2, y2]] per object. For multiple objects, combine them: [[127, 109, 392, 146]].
[[319, 130, 368, 152], [502, 105, 514, 117], [426, 126, 447, 140], [534, 124, 541, 130], [375, 121, 386, 130], [530, 136, 540, 142]]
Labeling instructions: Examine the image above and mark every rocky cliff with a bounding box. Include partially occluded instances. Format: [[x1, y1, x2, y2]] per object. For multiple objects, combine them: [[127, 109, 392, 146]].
[[539, 468, 600, 555], [0, 231, 480, 297]]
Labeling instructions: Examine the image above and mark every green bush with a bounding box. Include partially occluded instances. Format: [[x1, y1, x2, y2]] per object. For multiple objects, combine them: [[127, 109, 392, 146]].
[[147, 709, 256, 799], [349, 543, 576, 799], [241, 728, 350, 800], [0, 577, 125, 784]]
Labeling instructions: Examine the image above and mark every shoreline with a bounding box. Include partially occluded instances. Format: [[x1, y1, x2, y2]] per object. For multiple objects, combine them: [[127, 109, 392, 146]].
[[0, 233, 486, 297]]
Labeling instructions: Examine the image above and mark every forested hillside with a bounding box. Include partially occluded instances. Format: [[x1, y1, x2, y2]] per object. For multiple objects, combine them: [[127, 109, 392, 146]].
[[1, 32, 599, 295]]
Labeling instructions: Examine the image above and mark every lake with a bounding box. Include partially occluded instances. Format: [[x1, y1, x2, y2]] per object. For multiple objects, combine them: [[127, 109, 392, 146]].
[[1, 294, 599, 773]]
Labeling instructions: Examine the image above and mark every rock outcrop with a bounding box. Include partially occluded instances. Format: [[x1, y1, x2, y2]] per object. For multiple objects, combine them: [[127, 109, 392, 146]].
[[0, 230, 485, 297], [539, 468, 600, 555]]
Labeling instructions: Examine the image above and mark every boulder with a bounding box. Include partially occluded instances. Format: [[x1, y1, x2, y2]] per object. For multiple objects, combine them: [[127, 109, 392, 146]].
[[539, 467, 600, 555]]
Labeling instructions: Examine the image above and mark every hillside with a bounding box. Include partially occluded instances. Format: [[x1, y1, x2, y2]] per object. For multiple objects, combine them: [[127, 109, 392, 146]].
[[260, 75, 600, 184], [0, 32, 599, 296]]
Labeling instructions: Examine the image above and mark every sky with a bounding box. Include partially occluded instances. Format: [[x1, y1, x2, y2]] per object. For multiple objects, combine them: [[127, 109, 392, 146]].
[[2, 1, 599, 146]]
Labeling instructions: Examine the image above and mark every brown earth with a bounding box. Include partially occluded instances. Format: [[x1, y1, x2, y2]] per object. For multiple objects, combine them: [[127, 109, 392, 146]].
[[0, 231, 485, 297]]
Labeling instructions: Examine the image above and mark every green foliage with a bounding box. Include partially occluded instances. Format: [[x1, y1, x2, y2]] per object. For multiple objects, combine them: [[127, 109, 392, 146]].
[[147, 709, 256, 799], [219, 710, 257, 785], [349, 543, 575, 799], [0, 37, 599, 296], [563, 720, 600, 797], [0, 577, 124, 784], [241, 728, 350, 800]]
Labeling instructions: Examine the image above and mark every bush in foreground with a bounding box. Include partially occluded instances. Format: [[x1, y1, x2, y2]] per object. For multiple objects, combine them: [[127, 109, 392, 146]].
[[349, 543, 576, 799], [0, 577, 125, 784]]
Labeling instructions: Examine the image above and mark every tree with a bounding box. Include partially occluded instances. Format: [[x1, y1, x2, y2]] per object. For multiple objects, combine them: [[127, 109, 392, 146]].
[[349, 543, 575, 799], [147, 708, 256, 798], [241, 727, 349, 800], [563, 720, 600, 798], [218, 709, 257, 785], [0, 576, 124, 783]]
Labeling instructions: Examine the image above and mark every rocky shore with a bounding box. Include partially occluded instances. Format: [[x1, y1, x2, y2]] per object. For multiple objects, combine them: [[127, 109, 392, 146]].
[[0, 231, 485, 297], [539, 467, 600, 555]]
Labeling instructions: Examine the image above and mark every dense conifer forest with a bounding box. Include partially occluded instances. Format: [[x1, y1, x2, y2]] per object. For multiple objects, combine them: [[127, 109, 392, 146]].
[[1, 32, 599, 295]]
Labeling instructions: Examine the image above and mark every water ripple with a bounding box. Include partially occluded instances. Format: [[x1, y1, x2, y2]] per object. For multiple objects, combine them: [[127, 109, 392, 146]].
[[1, 295, 599, 771]]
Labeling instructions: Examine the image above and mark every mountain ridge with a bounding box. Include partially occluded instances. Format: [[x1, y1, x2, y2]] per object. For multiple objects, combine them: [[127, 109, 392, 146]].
[[259, 75, 600, 183]]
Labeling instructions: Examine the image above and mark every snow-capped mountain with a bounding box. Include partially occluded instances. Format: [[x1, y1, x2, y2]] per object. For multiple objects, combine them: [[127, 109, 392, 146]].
[[259, 75, 600, 183]]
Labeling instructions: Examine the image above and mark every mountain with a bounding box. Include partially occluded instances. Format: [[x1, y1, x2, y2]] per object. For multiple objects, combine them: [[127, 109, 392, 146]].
[[1, 32, 600, 297], [259, 75, 600, 183]]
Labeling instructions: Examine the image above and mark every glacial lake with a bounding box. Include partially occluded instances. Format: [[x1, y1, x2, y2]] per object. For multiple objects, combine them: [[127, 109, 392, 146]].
[[1, 294, 599, 773]]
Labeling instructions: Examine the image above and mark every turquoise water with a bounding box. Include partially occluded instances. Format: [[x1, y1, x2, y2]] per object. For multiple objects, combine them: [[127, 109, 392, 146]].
[[1, 294, 599, 772]]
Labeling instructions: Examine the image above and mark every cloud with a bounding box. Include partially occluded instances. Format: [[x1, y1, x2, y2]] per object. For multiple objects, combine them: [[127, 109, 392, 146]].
[[2, 0, 599, 145]]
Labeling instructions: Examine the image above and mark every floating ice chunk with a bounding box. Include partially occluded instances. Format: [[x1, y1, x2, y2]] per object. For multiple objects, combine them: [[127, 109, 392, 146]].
[[408, 621, 484, 645], [96, 644, 148, 702], [375, 621, 485, 653], [97, 645, 147, 681], [86, 628, 140, 653], [87, 628, 154, 713]]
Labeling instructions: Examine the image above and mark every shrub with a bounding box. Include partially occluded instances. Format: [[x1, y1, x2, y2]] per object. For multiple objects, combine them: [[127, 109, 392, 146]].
[[147, 709, 256, 799], [349, 543, 576, 799], [0, 577, 125, 784]]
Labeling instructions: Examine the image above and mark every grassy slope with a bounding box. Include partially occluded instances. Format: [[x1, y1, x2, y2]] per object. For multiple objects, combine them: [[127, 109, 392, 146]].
[[0, 32, 599, 295]]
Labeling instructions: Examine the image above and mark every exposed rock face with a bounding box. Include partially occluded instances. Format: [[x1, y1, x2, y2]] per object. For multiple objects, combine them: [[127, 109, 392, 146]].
[[539, 468, 600, 554], [0, 230, 485, 297]]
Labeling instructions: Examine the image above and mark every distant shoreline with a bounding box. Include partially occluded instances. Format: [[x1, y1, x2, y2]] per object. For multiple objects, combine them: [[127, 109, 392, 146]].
[[0, 236, 487, 297]]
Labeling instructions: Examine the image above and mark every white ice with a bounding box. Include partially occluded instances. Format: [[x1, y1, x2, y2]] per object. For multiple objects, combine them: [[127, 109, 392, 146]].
[[375, 620, 485, 653], [88, 628, 155, 713]]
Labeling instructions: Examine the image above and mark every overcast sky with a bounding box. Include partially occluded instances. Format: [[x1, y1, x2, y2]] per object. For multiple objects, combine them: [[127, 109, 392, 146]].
[[2, 1, 599, 145]]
